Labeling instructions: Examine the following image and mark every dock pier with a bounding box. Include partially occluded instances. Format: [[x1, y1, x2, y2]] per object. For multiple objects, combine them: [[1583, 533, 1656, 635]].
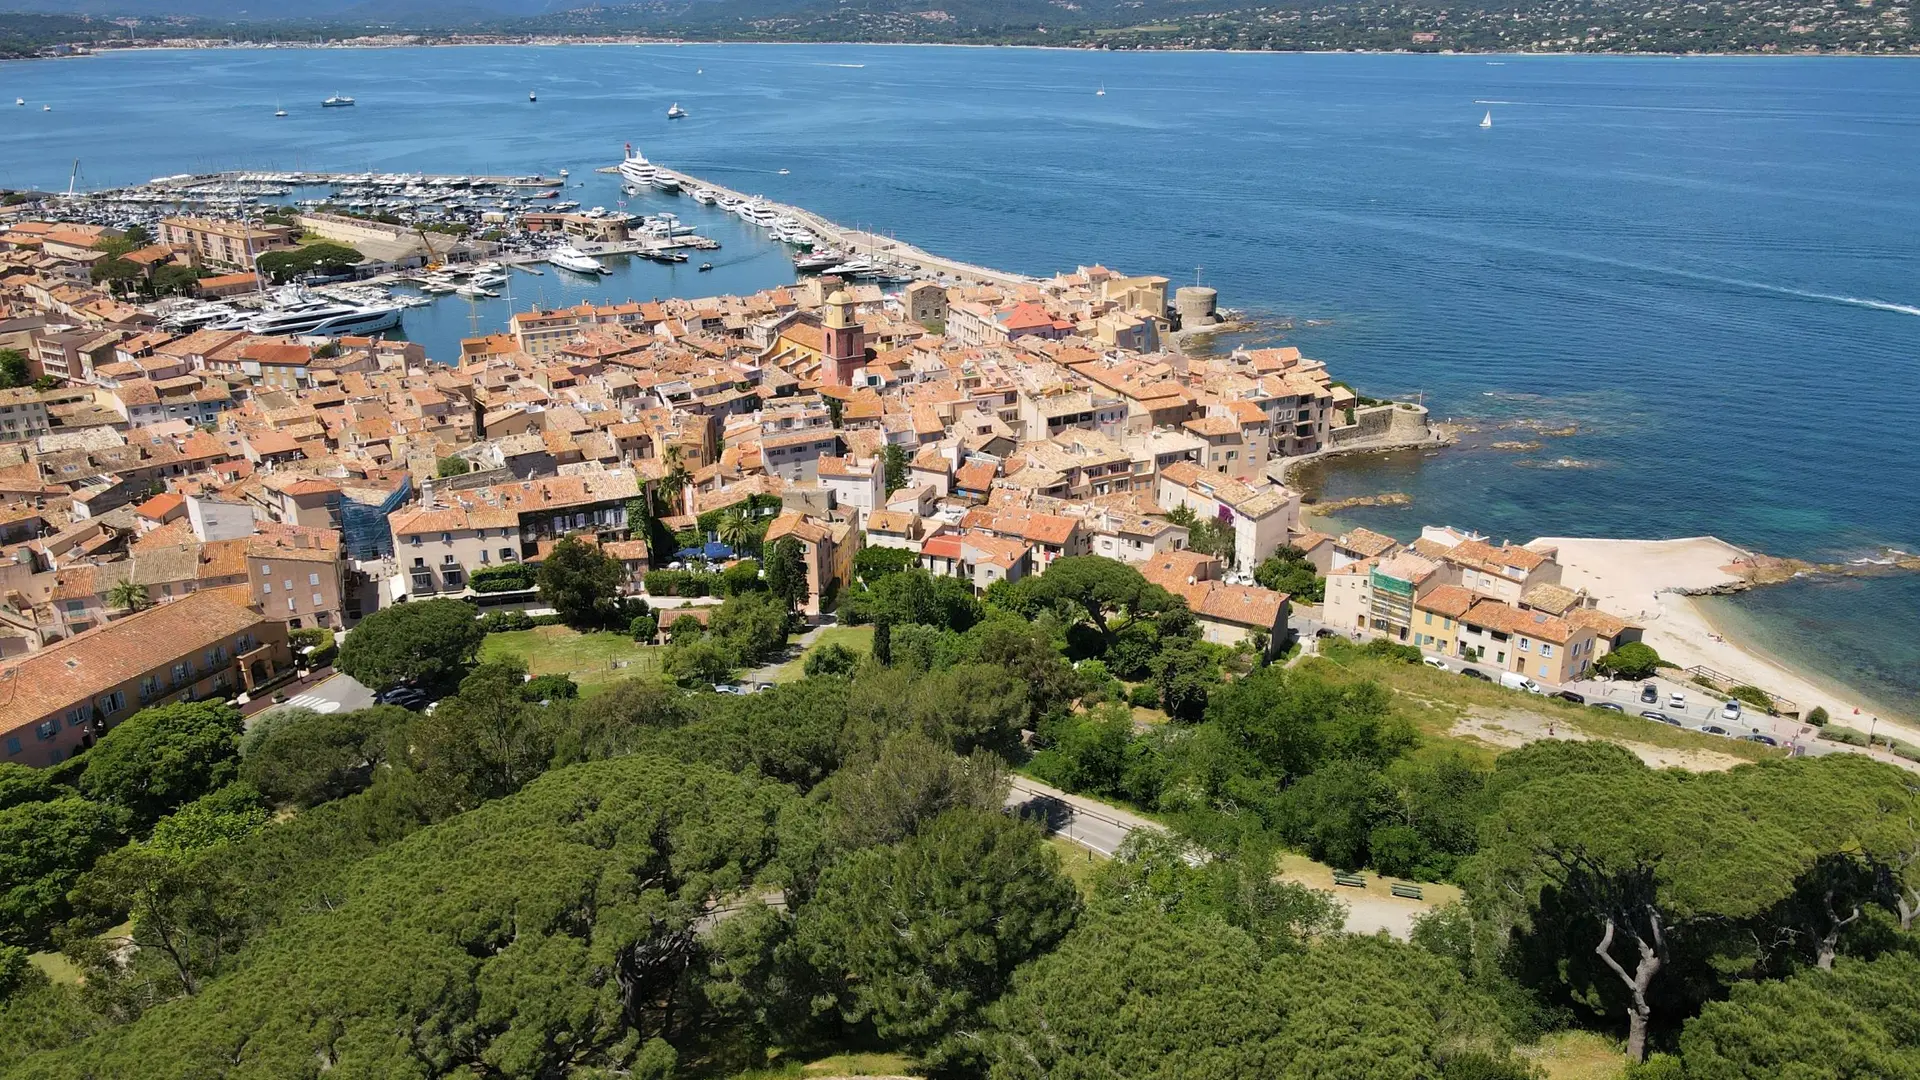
[[604, 161, 1038, 289]]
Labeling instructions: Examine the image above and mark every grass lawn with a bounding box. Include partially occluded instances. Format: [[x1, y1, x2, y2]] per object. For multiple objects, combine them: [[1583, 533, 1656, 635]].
[[1519, 1031, 1629, 1080], [1046, 834, 1109, 897], [729, 1051, 921, 1079], [480, 626, 661, 696], [770, 625, 875, 684], [28, 920, 130, 986]]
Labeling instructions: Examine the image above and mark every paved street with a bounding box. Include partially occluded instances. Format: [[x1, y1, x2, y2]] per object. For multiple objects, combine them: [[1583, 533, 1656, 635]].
[[250, 671, 376, 726], [1005, 776, 1157, 857]]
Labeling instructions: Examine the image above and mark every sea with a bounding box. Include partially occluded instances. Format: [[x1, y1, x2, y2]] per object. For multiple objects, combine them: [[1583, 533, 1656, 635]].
[[2, 45, 1916, 715]]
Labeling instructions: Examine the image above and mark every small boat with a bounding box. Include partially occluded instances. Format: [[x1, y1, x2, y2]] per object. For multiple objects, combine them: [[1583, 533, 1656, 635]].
[[14, 98, 22, 107], [697, 68, 703, 74], [42, 104, 51, 112], [274, 102, 288, 117], [558, 168, 570, 178], [698, 262, 713, 272], [322, 95, 355, 107], [529, 90, 537, 102], [777, 168, 790, 175], [1096, 83, 1106, 97], [667, 103, 687, 119], [456, 283, 498, 299], [1480, 110, 1493, 129]]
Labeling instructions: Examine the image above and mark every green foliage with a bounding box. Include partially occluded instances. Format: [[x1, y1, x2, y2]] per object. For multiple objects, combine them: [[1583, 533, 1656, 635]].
[[468, 563, 536, 592], [536, 535, 628, 629], [0, 348, 27, 390], [718, 558, 764, 597], [870, 614, 892, 667], [708, 591, 792, 666], [629, 611, 659, 642], [853, 544, 919, 583], [0, 963, 99, 1072], [0, 796, 129, 947], [803, 641, 859, 678], [846, 663, 1030, 757], [798, 808, 1078, 1055], [1030, 555, 1175, 647], [144, 783, 270, 854], [1806, 706, 1830, 727], [21, 755, 792, 1078], [336, 598, 485, 691], [255, 241, 361, 283], [1254, 546, 1326, 600], [668, 613, 706, 644], [644, 568, 718, 597], [149, 263, 201, 298], [1594, 640, 1662, 679], [1675, 952, 1920, 1079], [1726, 684, 1773, 710], [0, 761, 61, 811], [883, 443, 909, 494], [865, 568, 982, 632], [1091, 832, 1345, 954], [287, 626, 336, 667], [434, 455, 471, 478], [664, 637, 738, 687], [1153, 642, 1218, 720], [764, 536, 809, 611], [822, 731, 1007, 851], [78, 701, 243, 826], [521, 673, 579, 702]]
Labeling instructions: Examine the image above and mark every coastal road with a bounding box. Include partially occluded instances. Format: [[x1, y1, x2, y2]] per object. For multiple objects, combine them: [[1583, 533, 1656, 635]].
[[1004, 776, 1157, 857]]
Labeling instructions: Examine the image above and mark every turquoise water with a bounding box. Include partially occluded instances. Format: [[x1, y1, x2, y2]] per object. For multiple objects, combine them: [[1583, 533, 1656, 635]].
[[2, 46, 1916, 709]]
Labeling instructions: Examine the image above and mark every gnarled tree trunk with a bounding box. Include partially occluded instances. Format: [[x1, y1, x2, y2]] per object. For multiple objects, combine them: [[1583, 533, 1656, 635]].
[[1594, 910, 1667, 1062]]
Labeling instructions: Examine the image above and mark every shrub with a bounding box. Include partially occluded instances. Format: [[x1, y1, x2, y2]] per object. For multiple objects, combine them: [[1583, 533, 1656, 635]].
[[469, 564, 535, 593], [1127, 683, 1160, 709], [435, 456, 470, 478], [1805, 706, 1829, 727], [478, 609, 535, 634], [1726, 684, 1773, 710], [288, 627, 337, 668], [1817, 727, 1868, 746], [668, 614, 705, 644], [804, 642, 859, 678], [643, 569, 717, 598], [522, 674, 579, 702], [1594, 641, 1662, 680], [629, 612, 659, 642]]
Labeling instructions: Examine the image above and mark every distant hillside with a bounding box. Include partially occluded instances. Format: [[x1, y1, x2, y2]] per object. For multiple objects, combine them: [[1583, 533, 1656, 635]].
[[0, 0, 1911, 53]]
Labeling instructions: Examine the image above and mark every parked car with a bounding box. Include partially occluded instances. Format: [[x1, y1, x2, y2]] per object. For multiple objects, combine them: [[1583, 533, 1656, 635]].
[[1551, 690, 1586, 705], [1640, 710, 1681, 726], [1422, 656, 1450, 671], [1668, 692, 1687, 711], [712, 683, 748, 695], [377, 687, 429, 710], [1499, 671, 1545, 694], [1640, 684, 1660, 704], [1741, 733, 1779, 746], [1721, 700, 1743, 721], [1698, 724, 1731, 737], [1461, 668, 1492, 682], [1592, 702, 1625, 712]]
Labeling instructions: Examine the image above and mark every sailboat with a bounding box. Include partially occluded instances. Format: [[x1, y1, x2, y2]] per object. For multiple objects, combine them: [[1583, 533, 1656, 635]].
[[1096, 83, 1106, 97], [14, 98, 22, 107], [274, 101, 288, 117], [1480, 110, 1492, 129]]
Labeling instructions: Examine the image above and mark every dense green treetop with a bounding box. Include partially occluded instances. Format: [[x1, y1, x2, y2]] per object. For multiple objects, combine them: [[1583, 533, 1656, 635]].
[[335, 598, 485, 691], [1675, 951, 1920, 1080], [77, 702, 242, 827]]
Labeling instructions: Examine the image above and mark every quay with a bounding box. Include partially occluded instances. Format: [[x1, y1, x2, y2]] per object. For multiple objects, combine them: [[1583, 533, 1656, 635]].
[[599, 160, 1039, 289]]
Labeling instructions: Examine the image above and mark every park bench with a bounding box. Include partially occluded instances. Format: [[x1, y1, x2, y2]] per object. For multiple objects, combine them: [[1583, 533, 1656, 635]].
[[1391, 883, 1424, 901], [1332, 872, 1367, 888]]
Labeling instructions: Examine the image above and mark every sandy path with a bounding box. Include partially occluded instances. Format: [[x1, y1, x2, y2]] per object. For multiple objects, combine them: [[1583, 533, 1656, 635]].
[[1532, 536, 1919, 742], [1449, 709, 1748, 772]]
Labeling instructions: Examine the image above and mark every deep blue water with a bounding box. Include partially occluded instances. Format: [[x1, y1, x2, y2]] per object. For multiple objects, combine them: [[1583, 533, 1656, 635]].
[[2, 46, 1916, 710]]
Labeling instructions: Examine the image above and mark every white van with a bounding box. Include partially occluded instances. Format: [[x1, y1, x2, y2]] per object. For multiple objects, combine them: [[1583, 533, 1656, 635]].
[[1498, 672, 1545, 694]]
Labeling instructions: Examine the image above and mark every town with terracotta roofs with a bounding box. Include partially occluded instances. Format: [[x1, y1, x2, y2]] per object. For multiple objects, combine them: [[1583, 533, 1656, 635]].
[[0, 208, 1663, 766]]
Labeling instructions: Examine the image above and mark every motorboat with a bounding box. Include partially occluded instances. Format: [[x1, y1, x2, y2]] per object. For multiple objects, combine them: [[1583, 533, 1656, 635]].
[[698, 262, 713, 271], [667, 103, 687, 119], [322, 95, 355, 107], [691, 187, 718, 205], [456, 283, 498, 299], [653, 174, 681, 193], [735, 200, 779, 228], [547, 245, 608, 274], [529, 90, 538, 102]]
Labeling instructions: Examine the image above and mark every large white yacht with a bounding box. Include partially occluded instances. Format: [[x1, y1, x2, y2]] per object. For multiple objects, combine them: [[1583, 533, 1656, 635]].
[[209, 287, 400, 337], [653, 173, 681, 194], [547, 245, 608, 274], [618, 144, 658, 188], [735, 199, 780, 228]]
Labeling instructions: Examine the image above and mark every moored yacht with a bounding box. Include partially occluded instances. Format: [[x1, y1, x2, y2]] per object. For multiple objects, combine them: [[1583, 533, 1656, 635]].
[[209, 286, 399, 337], [618, 144, 657, 188], [690, 188, 718, 205], [547, 245, 608, 274], [653, 173, 681, 193], [735, 200, 780, 228]]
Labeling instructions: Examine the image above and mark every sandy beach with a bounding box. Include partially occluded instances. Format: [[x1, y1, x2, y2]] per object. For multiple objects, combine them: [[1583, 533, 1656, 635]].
[[1532, 536, 1919, 742]]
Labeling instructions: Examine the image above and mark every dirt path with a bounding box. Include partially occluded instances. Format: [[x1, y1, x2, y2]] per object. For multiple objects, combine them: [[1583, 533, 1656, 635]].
[[1449, 708, 1747, 771]]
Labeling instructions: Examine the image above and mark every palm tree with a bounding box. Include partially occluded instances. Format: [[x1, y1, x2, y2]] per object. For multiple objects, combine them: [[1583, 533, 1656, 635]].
[[716, 508, 753, 555], [657, 444, 691, 517], [107, 579, 150, 613]]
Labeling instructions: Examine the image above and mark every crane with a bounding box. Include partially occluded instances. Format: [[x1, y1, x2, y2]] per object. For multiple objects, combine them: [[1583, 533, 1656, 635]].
[[416, 225, 443, 271]]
